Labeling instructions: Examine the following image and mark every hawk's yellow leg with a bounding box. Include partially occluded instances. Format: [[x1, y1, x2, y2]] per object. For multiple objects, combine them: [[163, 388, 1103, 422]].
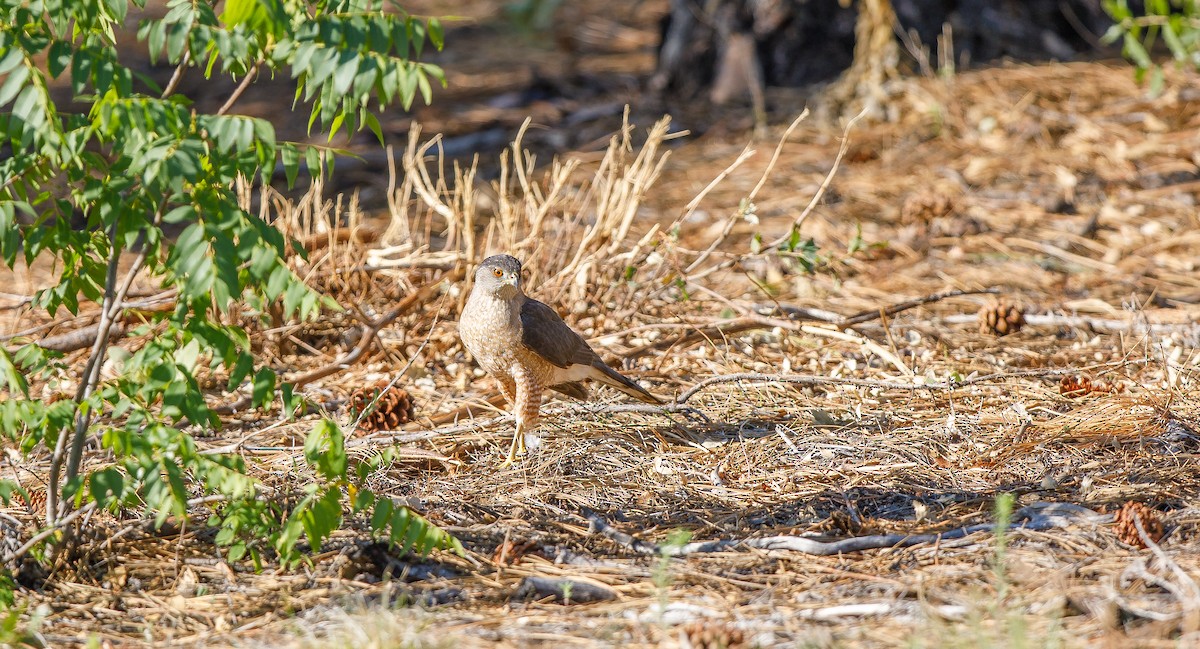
[[499, 421, 526, 468], [499, 419, 532, 465]]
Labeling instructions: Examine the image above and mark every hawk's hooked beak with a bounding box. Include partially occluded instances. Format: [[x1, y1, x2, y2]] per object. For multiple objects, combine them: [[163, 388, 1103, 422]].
[[496, 273, 519, 298]]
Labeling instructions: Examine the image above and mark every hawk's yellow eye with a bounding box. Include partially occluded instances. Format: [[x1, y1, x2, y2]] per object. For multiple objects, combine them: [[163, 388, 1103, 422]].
[[493, 268, 503, 277]]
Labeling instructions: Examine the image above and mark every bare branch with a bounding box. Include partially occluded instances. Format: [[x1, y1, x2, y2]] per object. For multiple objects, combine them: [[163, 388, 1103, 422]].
[[217, 63, 261, 116]]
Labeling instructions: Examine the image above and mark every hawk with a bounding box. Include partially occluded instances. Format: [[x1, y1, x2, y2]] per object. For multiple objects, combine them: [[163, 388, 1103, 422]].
[[457, 254, 661, 466]]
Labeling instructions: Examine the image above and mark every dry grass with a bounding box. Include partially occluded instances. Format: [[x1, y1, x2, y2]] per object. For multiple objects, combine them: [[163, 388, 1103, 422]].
[[2, 60, 1200, 648]]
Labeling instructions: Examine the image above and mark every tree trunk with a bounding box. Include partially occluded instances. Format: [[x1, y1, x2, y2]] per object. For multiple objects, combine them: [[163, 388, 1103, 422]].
[[822, 0, 900, 118]]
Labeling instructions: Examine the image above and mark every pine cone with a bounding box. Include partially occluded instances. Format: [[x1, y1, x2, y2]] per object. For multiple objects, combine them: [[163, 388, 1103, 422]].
[[978, 300, 1025, 336], [679, 620, 746, 649], [1113, 502, 1165, 549], [350, 380, 416, 434], [11, 488, 47, 515]]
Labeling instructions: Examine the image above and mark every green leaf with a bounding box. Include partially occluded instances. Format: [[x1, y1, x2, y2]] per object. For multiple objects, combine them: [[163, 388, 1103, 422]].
[[0, 64, 30, 108], [227, 541, 247, 562], [332, 53, 360, 96], [47, 41, 72, 79], [89, 468, 126, 507], [281, 383, 303, 419], [363, 111, 384, 145], [392, 19, 410, 57], [1123, 32, 1153, 70], [163, 204, 196, 224], [103, 0, 129, 23], [280, 143, 300, 188], [210, 230, 239, 307], [304, 419, 347, 480], [0, 480, 21, 506], [416, 69, 432, 105], [428, 18, 444, 50], [398, 67, 417, 110], [1149, 65, 1165, 96], [166, 22, 190, 64], [1105, 0, 1131, 22], [221, 0, 258, 26], [251, 367, 275, 409], [146, 20, 167, 63], [305, 145, 321, 178], [352, 487, 374, 512], [227, 352, 254, 390], [328, 111, 345, 140], [0, 47, 22, 76], [389, 505, 411, 548], [1163, 20, 1186, 61], [300, 487, 342, 552], [0, 347, 29, 398], [408, 20, 426, 57], [371, 496, 393, 532], [402, 509, 423, 552]]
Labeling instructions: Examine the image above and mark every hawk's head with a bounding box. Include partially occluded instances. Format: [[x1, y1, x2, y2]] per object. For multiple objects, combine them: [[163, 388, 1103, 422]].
[[474, 254, 523, 300]]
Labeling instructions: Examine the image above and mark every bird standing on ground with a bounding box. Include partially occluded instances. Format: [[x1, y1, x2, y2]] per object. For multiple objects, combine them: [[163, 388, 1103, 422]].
[[457, 254, 661, 466]]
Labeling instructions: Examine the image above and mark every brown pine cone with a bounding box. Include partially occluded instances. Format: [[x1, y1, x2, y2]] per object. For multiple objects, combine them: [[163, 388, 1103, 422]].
[[978, 300, 1025, 336], [1113, 502, 1165, 549], [679, 620, 746, 649], [350, 380, 416, 434], [10, 488, 47, 515]]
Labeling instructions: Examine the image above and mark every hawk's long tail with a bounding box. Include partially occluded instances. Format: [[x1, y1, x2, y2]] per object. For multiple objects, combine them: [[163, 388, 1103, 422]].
[[590, 362, 662, 404]]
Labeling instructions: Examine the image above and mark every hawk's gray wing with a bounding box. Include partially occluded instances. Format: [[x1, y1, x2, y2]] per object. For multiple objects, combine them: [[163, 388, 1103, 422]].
[[520, 298, 599, 368]]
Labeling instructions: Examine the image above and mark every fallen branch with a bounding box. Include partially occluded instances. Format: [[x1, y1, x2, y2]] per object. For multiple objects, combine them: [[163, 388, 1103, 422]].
[[801, 325, 912, 376], [839, 288, 1000, 326], [585, 503, 1108, 557], [621, 317, 775, 361], [794, 602, 967, 621], [623, 288, 999, 362], [294, 266, 462, 388], [512, 576, 618, 604], [1129, 511, 1200, 613], [954, 359, 1150, 387], [34, 322, 126, 353], [2, 290, 175, 352]]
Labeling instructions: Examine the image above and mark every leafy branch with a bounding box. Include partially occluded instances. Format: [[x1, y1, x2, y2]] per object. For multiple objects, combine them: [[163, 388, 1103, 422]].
[[0, 0, 459, 577]]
